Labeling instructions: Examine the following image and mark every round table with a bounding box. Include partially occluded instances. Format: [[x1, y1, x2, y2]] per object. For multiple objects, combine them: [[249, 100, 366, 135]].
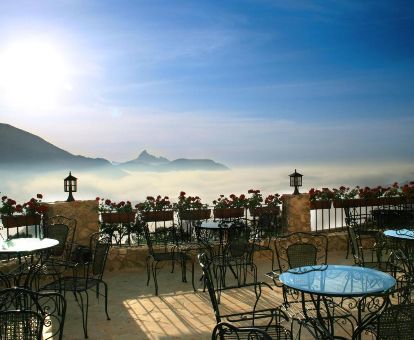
[[383, 228, 414, 240], [279, 264, 396, 297], [279, 264, 396, 339], [0, 237, 59, 288]]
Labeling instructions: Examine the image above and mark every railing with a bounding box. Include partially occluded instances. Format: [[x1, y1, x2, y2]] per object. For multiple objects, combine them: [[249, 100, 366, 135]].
[[99, 205, 283, 247], [311, 199, 414, 232]]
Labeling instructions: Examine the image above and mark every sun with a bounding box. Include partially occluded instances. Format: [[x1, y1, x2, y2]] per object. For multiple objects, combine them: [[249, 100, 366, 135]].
[[0, 40, 69, 109]]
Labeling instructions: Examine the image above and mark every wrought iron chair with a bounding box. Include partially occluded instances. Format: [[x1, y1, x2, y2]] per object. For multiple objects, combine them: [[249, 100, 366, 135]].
[[266, 232, 350, 338], [41, 232, 110, 338], [344, 207, 381, 260], [353, 289, 414, 340], [348, 225, 392, 273], [0, 310, 43, 340], [376, 303, 414, 339], [0, 287, 66, 340], [266, 232, 328, 287], [199, 253, 292, 340], [34, 215, 77, 285], [249, 212, 280, 270], [212, 321, 273, 340], [206, 221, 257, 298], [143, 223, 194, 295]]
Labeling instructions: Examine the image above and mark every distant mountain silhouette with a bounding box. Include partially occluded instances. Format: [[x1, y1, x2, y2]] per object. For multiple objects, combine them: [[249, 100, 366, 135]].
[[0, 123, 111, 170], [119, 150, 228, 171], [0, 124, 228, 172]]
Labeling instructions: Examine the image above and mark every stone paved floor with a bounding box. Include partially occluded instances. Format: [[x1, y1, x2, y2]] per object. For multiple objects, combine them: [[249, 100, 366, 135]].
[[62, 249, 353, 340]]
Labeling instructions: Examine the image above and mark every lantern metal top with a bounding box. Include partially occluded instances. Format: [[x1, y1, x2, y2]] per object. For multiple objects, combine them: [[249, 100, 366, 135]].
[[64, 171, 77, 181], [289, 169, 303, 195]]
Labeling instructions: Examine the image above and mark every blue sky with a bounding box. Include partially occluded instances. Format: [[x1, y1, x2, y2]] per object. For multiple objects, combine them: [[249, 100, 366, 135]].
[[0, 0, 413, 166]]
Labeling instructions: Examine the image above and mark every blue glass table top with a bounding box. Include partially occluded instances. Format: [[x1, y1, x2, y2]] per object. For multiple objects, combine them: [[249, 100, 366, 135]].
[[384, 229, 414, 240], [279, 264, 396, 297], [0, 237, 59, 253]]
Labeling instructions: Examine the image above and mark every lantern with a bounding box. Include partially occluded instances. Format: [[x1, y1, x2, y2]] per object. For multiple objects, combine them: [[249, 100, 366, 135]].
[[289, 169, 303, 195], [64, 171, 77, 202]]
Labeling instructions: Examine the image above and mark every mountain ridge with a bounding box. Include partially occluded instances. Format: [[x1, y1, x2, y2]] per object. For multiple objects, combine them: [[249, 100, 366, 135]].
[[0, 123, 228, 171]]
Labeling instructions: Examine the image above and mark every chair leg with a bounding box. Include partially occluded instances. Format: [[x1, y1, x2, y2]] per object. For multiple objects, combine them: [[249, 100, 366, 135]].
[[191, 261, 195, 292], [153, 262, 159, 296], [146, 257, 151, 286], [181, 258, 187, 283], [75, 290, 89, 338], [101, 281, 110, 320]]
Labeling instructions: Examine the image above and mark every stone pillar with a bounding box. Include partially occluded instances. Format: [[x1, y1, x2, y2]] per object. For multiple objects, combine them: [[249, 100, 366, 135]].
[[46, 200, 99, 246], [282, 194, 311, 233]]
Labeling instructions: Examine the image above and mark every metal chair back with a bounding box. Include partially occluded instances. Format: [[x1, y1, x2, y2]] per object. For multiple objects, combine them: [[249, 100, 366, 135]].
[[43, 215, 77, 262], [0, 287, 66, 340]]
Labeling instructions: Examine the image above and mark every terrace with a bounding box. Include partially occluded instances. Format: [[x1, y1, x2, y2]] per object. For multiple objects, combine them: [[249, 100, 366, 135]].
[[1, 185, 413, 339]]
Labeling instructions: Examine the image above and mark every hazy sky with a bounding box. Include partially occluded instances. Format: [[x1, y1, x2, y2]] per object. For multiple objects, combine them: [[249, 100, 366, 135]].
[[0, 1, 413, 166]]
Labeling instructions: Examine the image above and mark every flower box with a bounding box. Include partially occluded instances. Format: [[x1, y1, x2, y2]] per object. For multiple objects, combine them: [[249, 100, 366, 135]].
[[333, 199, 365, 208], [213, 207, 244, 219], [101, 212, 136, 223], [179, 209, 211, 221], [249, 206, 280, 217], [310, 200, 332, 210], [381, 197, 405, 206], [141, 210, 174, 222], [1, 214, 41, 228]]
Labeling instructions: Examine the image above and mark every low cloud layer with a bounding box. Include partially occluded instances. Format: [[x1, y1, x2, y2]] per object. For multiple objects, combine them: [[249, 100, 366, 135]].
[[2, 162, 413, 205]]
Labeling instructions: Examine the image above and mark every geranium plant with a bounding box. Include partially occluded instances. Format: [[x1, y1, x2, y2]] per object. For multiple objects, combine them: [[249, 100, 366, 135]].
[[308, 188, 334, 201], [401, 182, 414, 200], [332, 186, 359, 200], [246, 189, 263, 210], [96, 197, 133, 213], [0, 194, 48, 216], [173, 192, 207, 212], [135, 195, 172, 212], [212, 193, 247, 209], [264, 193, 282, 208], [383, 182, 401, 197], [358, 186, 383, 200]]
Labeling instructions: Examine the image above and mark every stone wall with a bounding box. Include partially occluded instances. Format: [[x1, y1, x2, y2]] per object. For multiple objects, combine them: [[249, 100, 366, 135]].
[[41, 199, 352, 273], [282, 194, 311, 233], [46, 200, 99, 246]]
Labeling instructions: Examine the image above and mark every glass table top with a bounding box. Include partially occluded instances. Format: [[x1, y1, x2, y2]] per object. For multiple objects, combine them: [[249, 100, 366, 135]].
[[384, 229, 414, 240], [0, 237, 59, 253], [279, 264, 396, 297], [195, 220, 244, 230]]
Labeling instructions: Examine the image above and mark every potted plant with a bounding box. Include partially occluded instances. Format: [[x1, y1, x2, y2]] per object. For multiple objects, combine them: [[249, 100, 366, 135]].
[[332, 186, 361, 208], [308, 188, 333, 210], [136, 195, 174, 222], [358, 186, 385, 206], [382, 182, 404, 205], [401, 182, 414, 203], [173, 192, 210, 220], [247, 189, 281, 217], [97, 198, 136, 223], [1, 194, 48, 228], [212, 193, 246, 219]]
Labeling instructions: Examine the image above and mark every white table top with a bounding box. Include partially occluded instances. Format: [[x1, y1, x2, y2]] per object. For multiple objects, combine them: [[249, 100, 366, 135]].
[[0, 237, 59, 253]]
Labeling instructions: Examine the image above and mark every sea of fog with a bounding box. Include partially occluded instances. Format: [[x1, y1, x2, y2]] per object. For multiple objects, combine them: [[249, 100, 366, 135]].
[[1, 163, 414, 205]]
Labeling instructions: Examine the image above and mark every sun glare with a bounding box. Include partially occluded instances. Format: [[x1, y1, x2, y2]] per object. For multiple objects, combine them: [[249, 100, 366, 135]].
[[0, 40, 69, 109]]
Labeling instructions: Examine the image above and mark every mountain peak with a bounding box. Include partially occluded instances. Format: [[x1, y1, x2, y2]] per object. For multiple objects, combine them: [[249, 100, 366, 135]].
[[132, 150, 169, 164]]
